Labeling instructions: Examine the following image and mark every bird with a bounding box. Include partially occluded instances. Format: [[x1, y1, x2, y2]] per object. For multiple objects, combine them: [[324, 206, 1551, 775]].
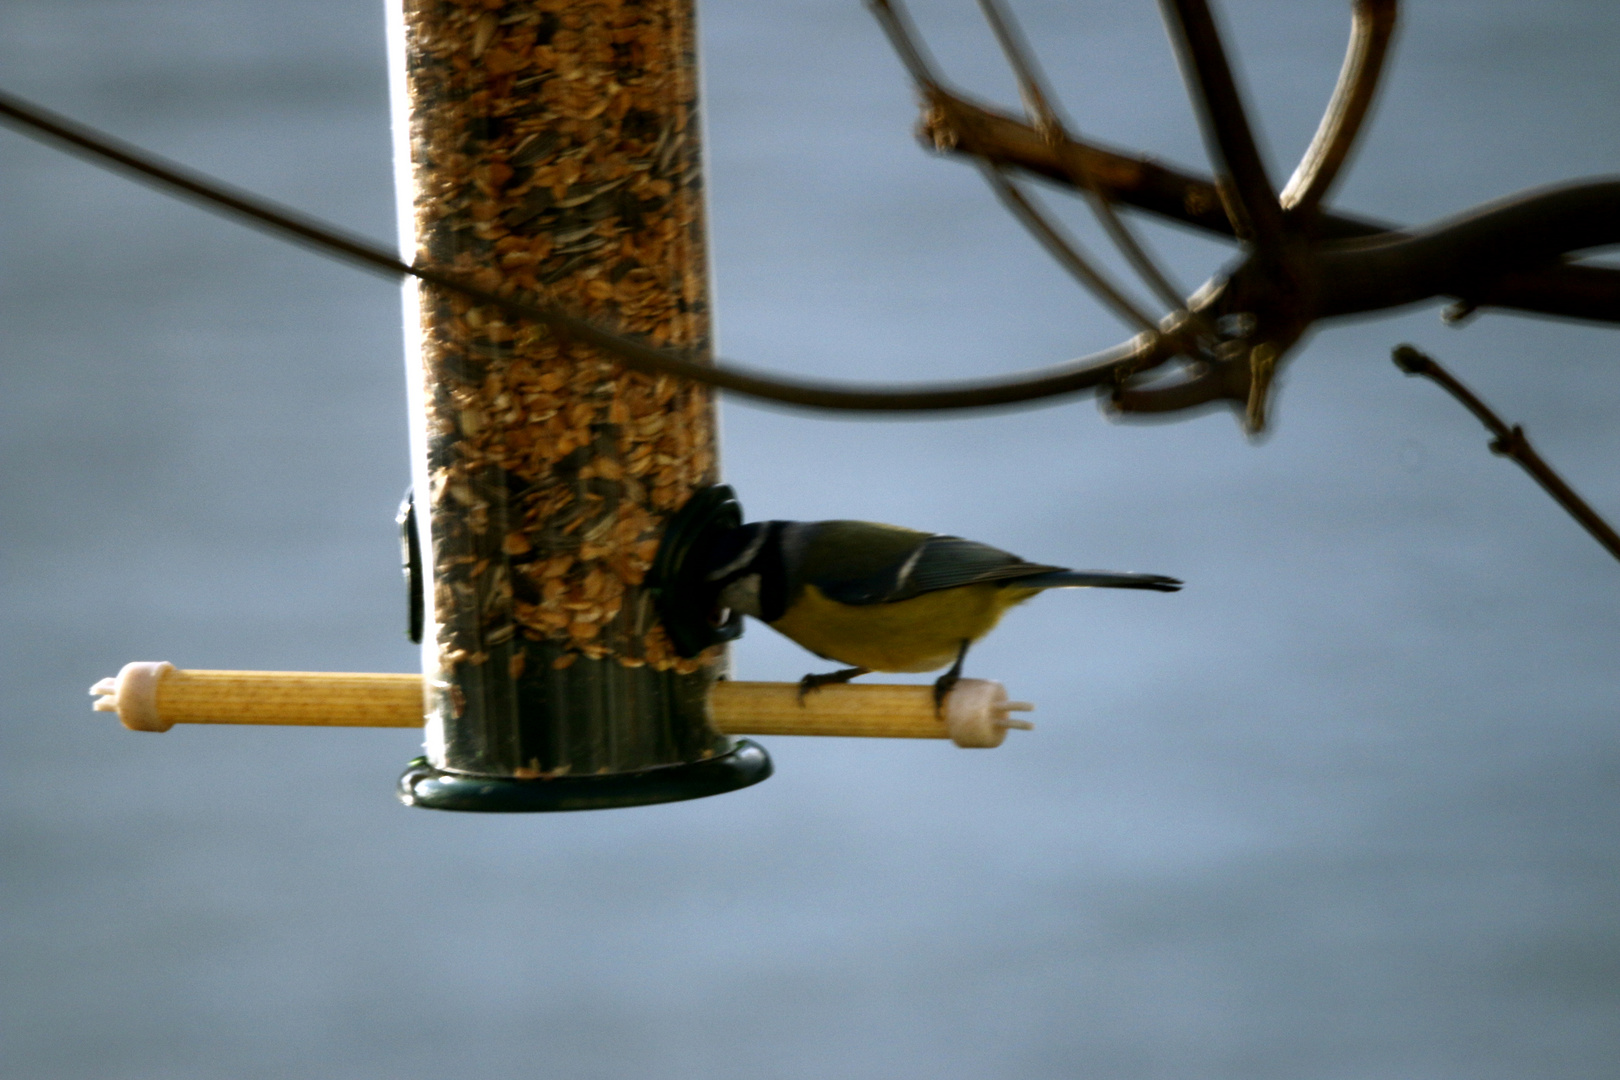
[[702, 519, 1181, 706]]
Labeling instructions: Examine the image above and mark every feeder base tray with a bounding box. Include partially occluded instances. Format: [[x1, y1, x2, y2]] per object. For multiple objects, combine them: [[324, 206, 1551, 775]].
[[396, 738, 772, 812]]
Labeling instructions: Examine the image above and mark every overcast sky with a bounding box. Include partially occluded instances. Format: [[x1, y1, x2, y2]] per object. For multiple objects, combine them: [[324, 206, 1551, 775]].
[[3, 2, 1619, 1078]]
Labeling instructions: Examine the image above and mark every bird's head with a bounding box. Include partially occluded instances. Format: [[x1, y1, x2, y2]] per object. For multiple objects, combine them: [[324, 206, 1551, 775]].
[[703, 521, 771, 621]]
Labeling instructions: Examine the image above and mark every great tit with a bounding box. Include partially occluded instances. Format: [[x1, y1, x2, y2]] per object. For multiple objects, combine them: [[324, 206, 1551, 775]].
[[704, 519, 1181, 704]]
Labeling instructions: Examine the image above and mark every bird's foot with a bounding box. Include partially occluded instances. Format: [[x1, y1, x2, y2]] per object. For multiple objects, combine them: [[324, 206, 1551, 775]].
[[798, 667, 869, 703], [931, 669, 962, 715], [932, 640, 971, 715]]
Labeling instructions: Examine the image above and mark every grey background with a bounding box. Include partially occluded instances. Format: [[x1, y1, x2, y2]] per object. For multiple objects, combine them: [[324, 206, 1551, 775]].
[[3, 1, 1618, 1077]]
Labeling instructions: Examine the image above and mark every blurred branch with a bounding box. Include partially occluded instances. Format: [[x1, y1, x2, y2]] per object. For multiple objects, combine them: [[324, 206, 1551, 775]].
[[921, 88, 1379, 240], [1313, 180, 1620, 320], [1392, 345, 1620, 564], [1157, 0, 1288, 254], [975, 0, 1198, 323], [0, 85, 1173, 413], [5, 1, 1618, 429], [1279, 0, 1398, 220], [877, 0, 1183, 341], [980, 163, 1160, 333], [918, 91, 1620, 325], [865, 0, 944, 93]]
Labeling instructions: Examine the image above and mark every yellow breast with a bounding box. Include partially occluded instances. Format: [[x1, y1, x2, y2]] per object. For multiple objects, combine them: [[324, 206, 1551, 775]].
[[768, 583, 1037, 673]]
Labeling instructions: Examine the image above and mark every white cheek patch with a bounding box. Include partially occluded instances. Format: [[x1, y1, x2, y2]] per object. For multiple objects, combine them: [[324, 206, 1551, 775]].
[[717, 573, 763, 618]]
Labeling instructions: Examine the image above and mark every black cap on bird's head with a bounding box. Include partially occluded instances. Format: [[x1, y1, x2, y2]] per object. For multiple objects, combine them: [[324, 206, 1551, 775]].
[[702, 521, 784, 622], [703, 521, 768, 586]]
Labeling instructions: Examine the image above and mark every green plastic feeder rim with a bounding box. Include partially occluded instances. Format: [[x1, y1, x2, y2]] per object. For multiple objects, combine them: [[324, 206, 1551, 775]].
[[647, 484, 748, 659]]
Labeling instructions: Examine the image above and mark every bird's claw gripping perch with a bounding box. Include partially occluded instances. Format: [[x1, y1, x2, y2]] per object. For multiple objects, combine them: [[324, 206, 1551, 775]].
[[931, 640, 971, 715], [797, 666, 870, 702]]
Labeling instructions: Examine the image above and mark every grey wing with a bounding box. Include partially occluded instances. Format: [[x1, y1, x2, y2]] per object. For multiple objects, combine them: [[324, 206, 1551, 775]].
[[887, 536, 1064, 601]]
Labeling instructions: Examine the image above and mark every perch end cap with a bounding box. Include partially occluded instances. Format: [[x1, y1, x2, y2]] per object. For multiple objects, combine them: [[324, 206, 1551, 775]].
[[943, 678, 1035, 748], [90, 661, 175, 732]]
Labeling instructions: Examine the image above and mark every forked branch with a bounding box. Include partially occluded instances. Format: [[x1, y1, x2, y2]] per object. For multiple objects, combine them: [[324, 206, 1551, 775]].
[[884, 0, 1618, 433], [918, 89, 1620, 324], [3, 3, 1617, 425], [920, 89, 1382, 241], [871, 0, 1174, 338]]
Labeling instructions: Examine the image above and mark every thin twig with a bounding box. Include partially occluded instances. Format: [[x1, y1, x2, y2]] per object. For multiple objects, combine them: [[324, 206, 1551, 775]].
[[973, 0, 1065, 136], [874, 0, 1169, 336], [1392, 345, 1620, 564], [975, 0, 1196, 323], [980, 164, 1160, 334], [0, 84, 1169, 413], [865, 0, 945, 92]]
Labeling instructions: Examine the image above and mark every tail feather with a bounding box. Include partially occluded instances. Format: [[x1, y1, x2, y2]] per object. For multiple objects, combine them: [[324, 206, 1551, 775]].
[[1017, 570, 1182, 592]]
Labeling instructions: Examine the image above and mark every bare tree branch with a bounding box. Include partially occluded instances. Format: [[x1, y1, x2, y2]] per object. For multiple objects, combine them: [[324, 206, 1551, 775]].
[[1107, 361, 1242, 416], [5, 3, 1618, 430], [1314, 181, 1620, 320], [882, 0, 1189, 342], [1279, 0, 1398, 219], [1392, 345, 1620, 564], [980, 164, 1162, 334], [921, 89, 1385, 240], [973, 0, 1065, 137], [0, 84, 1171, 413], [921, 91, 1620, 324], [1157, 0, 1287, 254], [870, 0, 1172, 333], [975, 0, 1197, 323], [865, 0, 946, 92]]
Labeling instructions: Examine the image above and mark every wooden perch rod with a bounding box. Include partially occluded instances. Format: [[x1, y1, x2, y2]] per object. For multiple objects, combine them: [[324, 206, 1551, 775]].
[[91, 665, 1036, 749]]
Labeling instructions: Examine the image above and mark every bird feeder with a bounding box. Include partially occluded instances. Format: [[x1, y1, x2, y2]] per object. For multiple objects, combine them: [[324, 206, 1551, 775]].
[[86, 0, 1040, 811], [383, 0, 774, 809]]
